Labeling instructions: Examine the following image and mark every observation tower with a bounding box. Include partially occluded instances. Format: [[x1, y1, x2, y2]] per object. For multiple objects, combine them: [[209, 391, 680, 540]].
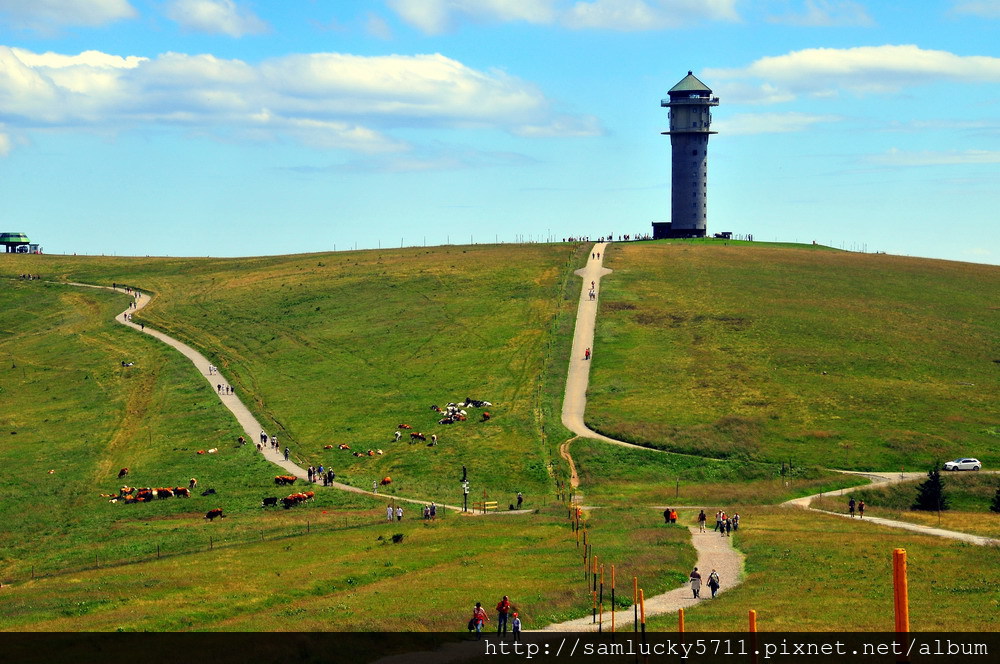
[[653, 71, 719, 239]]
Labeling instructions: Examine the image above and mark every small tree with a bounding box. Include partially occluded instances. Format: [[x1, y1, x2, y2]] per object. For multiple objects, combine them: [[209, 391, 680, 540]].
[[912, 464, 949, 511], [990, 483, 1000, 514]]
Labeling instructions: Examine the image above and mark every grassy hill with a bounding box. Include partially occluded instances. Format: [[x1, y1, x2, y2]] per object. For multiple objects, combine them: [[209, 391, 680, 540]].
[[2, 240, 997, 632], [4, 243, 586, 503], [586, 241, 1000, 470]]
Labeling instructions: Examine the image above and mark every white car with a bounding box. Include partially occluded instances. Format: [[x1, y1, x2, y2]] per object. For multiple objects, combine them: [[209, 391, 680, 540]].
[[943, 458, 981, 471]]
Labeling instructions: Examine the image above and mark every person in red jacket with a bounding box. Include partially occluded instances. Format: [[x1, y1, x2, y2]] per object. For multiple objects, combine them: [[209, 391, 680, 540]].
[[496, 595, 512, 635], [471, 602, 489, 639]]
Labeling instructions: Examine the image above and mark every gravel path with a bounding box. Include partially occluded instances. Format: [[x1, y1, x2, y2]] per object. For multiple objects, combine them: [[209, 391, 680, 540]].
[[545, 246, 745, 630], [65, 281, 485, 514], [784, 470, 1000, 546]]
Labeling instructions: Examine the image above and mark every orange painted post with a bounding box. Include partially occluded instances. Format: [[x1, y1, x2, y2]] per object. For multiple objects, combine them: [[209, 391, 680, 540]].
[[633, 576, 638, 632], [893, 548, 910, 633], [678, 607, 685, 633], [639, 588, 647, 642], [749, 609, 757, 631], [749, 609, 759, 664], [592, 554, 598, 592]]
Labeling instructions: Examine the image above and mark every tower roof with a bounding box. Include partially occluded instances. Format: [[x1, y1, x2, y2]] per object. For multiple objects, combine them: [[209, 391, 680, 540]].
[[668, 71, 712, 95]]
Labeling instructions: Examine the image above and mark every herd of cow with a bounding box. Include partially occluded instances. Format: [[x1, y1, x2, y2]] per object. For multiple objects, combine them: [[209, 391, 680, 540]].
[[105, 485, 193, 502], [107, 396, 495, 521], [261, 490, 315, 509]]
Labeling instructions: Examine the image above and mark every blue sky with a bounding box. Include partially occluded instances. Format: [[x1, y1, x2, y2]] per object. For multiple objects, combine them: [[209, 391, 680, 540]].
[[1, 0, 998, 264]]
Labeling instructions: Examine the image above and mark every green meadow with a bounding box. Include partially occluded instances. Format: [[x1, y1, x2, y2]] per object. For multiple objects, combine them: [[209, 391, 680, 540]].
[[588, 241, 1000, 470], [644, 507, 1000, 632], [2, 240, 998, 632]]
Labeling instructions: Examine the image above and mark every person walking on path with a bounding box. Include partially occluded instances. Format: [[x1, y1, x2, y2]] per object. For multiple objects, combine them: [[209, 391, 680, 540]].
[[516, 492, 523, 509], [496, 595, 512, 636], [283, 447, 289, 461], [511, 612, 521, 642], [386, 504, 394, 522], [698, 509, 707, 532], [732, 513, 740, 531], [430, 502, 437, 520], [708, 570, 721, 598], [663, 508, 670, 524], [724, 518, 732, 537], [849, 497, 856, 518], [689, 567, 702, 599], [670, 509, 678, 524], [471, 602, 489, 639], [584, 348, 591, 360], [858, 500, 865, 518], [715, 511, 722, 532], [396, 506, 403, 521]]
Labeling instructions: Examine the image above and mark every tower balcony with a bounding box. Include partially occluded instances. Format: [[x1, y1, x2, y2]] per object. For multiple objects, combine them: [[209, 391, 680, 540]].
[[661, 96, 720, 107]]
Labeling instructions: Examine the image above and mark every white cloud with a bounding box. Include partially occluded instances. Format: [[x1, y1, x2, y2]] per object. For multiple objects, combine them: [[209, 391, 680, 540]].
[[868, 147, 1000, 166], [0, 130, 10, 156], [708, 45, 1000, 102], [0, 0, 136, 30], [716, 112, 840, 135], [165, 0, 268, 37], [951, 0, 1000, 18], [388, 0, 738, 33], [0, 46, 600, 155], [767, 0, 874, 27]]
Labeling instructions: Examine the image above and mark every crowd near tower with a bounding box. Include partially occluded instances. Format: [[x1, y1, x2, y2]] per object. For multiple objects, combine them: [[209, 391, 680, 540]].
[[652, 71, 719, 239]]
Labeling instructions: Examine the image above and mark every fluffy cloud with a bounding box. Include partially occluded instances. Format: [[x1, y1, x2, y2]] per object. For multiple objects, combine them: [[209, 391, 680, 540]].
[[707, 45, 1000, 100], [767, 0, 874, 27], [165, 0, 268, 37], [388, 0, 737, 33], [716, 112, 840, 135], [0, 46, 600, 155]]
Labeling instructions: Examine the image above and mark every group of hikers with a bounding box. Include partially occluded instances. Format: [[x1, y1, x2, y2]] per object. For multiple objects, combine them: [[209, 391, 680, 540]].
[[469, 596, 521, 641], [665, 508, 741, 536]]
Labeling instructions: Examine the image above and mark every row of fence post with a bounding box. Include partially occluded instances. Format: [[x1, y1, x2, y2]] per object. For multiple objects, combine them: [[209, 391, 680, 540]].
[[569, 504, 911, 645]]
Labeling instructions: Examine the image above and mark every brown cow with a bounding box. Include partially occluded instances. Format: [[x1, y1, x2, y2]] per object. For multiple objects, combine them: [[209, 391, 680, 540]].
[[118, 467, 129, 478], [174, 487, 190, 498], [205, 508, 225, 520], [380, 476, 393, 486], [481, 412, 491, 422], [155, 487, 173, 499], [338, 444, 351, 450], [398, 423, 412, 429], [189, 478, 198, 488], [324, 444, 334, 450], [274, 475, 297, 486], [410, 432, 427, 441]]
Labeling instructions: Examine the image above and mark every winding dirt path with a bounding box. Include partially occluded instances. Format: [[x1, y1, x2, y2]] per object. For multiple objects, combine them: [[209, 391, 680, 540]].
[[784, 470, 1000, 546], [66, 282, 472, 513], [544, 245, 745, 631]]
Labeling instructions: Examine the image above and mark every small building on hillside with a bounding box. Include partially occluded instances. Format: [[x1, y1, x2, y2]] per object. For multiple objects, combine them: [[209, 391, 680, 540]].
[[1, 232, 31, 253]]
